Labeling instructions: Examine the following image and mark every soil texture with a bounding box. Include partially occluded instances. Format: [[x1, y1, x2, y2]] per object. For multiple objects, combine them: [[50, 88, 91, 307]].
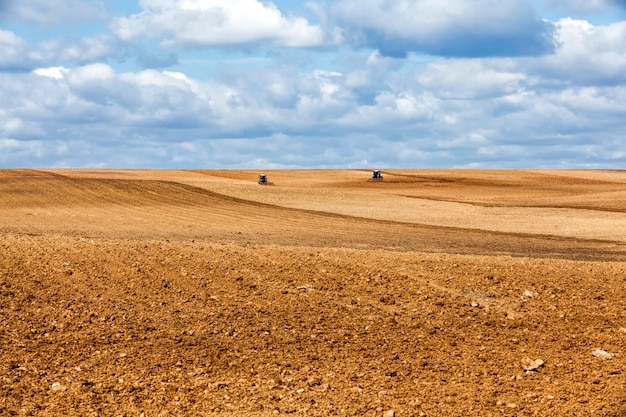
[[1, 169, 625, 416]]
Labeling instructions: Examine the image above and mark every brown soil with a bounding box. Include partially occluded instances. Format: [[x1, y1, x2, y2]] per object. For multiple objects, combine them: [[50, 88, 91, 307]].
[[1, 168, 625, 416]]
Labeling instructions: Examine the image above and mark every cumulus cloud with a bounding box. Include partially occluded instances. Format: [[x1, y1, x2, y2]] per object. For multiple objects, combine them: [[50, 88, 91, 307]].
[[330, 0, 557, 58], [0, 29, 37, 70], [6, 62, 422, 166], [0, 29, 119, 71], [2, 4, 626, 170], [111, 0, 339, 49], [522, 18, 626, 85]]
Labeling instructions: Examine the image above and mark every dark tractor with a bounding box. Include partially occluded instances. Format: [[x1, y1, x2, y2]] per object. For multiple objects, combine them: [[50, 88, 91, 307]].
[[258, 173, 274, 185], [368, 170, 383, 182]]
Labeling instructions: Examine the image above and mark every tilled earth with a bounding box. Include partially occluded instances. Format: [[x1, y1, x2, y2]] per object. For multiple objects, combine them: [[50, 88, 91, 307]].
[[1, 169, 625, 416]]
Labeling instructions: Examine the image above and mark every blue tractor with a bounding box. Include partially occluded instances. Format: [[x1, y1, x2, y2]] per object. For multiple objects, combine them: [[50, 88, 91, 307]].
[[258, 173, 274, 185], [368, 170, 383, 182]]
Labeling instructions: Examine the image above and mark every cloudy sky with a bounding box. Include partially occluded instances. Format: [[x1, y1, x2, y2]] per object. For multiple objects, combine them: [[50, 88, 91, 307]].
[[1, 0, 626, 169]]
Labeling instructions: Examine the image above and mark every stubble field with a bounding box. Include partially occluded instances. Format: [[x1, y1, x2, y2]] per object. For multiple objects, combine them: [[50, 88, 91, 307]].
[[1, 168, 625, 416]]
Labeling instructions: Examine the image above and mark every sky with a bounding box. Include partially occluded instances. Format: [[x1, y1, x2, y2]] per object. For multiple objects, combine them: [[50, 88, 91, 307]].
[[1, 0, 626, 169]]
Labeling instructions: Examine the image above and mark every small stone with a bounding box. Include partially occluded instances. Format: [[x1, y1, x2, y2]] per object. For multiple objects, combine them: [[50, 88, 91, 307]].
[[619, 327, 626, 334], [51, 382, 66, 392], [470, 301, 479, 307], [522, 358, 545, 372], [383, 410, 396, 417], [592, 349, 612, 360], [506, 403, 517, 409], [523, 290, 535, 298]]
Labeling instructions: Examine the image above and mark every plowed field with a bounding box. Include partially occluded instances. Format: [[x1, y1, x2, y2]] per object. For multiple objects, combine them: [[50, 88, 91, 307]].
[[1, 169, 625, 416]]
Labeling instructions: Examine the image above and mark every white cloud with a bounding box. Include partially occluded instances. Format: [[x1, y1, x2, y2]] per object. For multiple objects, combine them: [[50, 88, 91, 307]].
[[0, 29, 35, 70], [523, 18, 626, 84], [68, 63, 117, 83], [33, 66, 69, 79], [1, 30, 119, 71], [416, 59, 526, 99], [0, 138, 49, 165], [3, 25, 626, 170], [111, 0, 337, 49], [330, 0, 556, 57]]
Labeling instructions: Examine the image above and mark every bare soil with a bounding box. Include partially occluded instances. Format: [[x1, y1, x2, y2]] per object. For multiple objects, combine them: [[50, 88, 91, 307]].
[[1, 169, 625, 416]]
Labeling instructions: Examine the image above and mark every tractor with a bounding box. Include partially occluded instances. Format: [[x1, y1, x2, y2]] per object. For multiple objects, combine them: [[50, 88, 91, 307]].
[[258, 173, 274, 185], [368, 170, 383, 182]]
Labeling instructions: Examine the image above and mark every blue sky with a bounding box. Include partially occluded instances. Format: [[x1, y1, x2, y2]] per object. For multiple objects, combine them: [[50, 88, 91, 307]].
[[1, 0, 626, 169]]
